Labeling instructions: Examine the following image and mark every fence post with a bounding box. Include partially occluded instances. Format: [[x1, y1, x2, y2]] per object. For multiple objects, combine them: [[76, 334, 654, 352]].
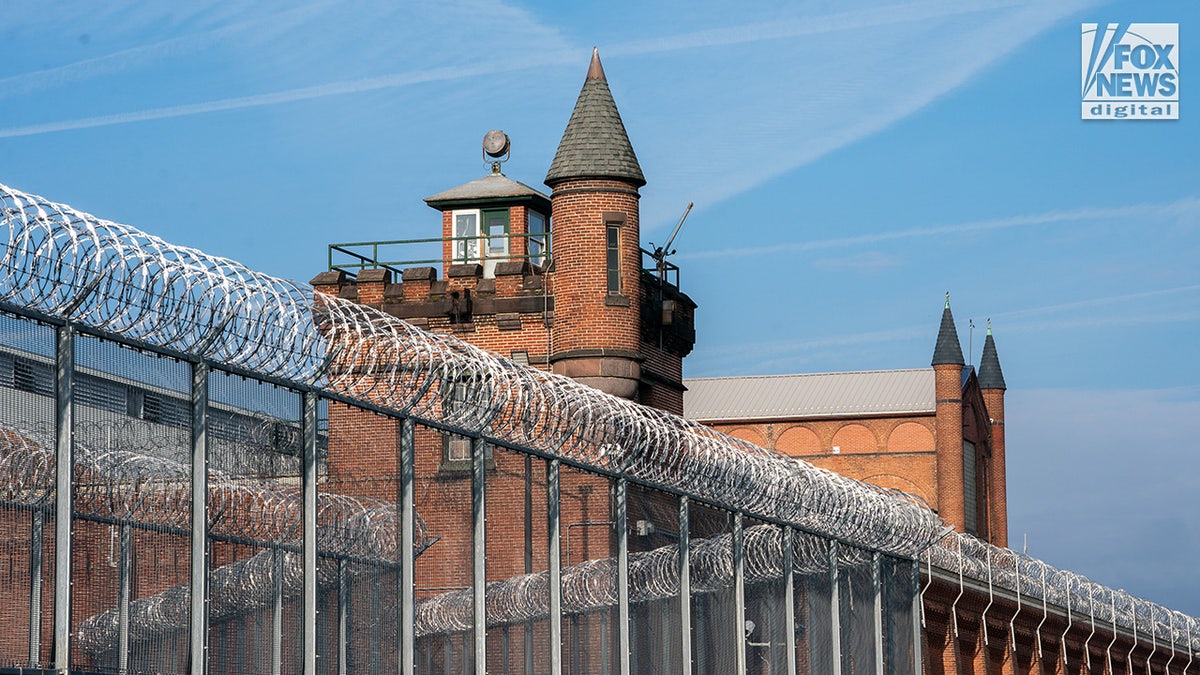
[[784, 527, 798, 675], [400, 418, 416, 675], [548, 458, 562, 675], [873, 552, 884, 675], [29, 509, 45, 665], [734, 513, 747, 675], [303, 392, 318, 674], [52, 325, 74, 672], [190, 362, 209, 675], [616, 477, 631, 675], [472, 438, 487, 675], [680, 496, 692, 675], [912, 560, 924, 674], [830, 541, 843, 675], [117, 524, 133, 674]]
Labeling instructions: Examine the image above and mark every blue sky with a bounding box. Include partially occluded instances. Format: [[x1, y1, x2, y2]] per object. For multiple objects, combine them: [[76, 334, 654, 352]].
[[2, 1, 1197, 615]]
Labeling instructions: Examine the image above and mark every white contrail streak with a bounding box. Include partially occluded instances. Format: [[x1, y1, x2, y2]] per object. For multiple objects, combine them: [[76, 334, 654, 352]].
[[0, 0, 1057, 140], [679, 198, 1200, 261], [0, 57, 561, 139]]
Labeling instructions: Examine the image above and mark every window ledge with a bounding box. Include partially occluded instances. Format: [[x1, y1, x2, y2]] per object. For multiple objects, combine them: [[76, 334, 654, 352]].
[[604, 294, 630, 307], [437, 459, 498, 475]]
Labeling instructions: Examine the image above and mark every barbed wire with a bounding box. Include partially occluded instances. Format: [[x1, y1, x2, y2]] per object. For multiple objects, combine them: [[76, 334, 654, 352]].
[[1, 182, 1196, 659], [0, 181, 942, 556], [0, 421, 432, 654], [415, 524, 835, 636], [929, 531, 1200, 658]]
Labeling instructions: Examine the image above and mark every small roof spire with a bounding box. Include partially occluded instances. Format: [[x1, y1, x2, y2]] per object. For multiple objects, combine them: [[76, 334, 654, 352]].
[[546, 49, 646, 188], [587, 46, 606, 80], [932, 293, 965, 366], [977, 319, 1007, 390]]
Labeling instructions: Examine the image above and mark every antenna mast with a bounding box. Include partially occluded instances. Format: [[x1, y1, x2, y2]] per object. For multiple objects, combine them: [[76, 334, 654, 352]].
[[651, 202, 693, 284]]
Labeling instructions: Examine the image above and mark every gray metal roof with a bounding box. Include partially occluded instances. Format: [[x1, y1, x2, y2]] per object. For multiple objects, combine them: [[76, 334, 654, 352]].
[[683, 369, 936, 421], [424, 172, 550, 209], [545, 49, 645, 188]]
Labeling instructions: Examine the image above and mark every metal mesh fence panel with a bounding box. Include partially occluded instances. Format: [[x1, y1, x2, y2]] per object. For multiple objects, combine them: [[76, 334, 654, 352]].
[[320, 396, 411, 674], [483, 447, 542, 674], [884, 556, 918, 675], [840, 545, 877, 675], [206, 369, 303, 674], [71, 334, 192, 674], [414, 419, 475, 674], [560, 463, 617, 675], [690, 503, 737, 674], [628, 485, 682, 674], [745, 520, 790, 674], [0, 312, 56, 669], [798, 533, 833, 675]]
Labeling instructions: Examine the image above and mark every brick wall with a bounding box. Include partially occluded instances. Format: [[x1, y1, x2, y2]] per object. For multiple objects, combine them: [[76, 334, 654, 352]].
[[706, 414, 939, 509]]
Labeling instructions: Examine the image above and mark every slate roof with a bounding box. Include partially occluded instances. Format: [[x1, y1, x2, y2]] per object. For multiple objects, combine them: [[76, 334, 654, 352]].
[[932, 296, 965, 366], [977, 327, 1006, 390], [424, 171, 551, 210], [545, 48, 645, 188], [683, 369, 936, 421]]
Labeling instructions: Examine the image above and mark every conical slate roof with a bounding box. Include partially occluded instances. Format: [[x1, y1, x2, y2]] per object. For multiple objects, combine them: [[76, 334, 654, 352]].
[[931, 295, 965, 366], [977, 323, 1006, 390], [545, 48, 645, 188]]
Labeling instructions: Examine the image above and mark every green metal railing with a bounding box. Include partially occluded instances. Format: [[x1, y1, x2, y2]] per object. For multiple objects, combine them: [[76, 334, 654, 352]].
[[328, 232, 551, 276], [327, 234, 682, 290]]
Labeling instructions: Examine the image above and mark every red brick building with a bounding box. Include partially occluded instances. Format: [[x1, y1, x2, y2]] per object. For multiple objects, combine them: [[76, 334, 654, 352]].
[[309, 47, 1023, 672], [684, 303, 1009, 546], [310, 48, 705, 672], [313, 47, 1008, 574]]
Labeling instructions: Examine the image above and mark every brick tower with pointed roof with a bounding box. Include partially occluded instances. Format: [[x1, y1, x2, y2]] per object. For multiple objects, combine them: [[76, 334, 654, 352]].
[[932, 294, 967, 530], [544, 48, 650, 400], [977, 321, 1008, 546]]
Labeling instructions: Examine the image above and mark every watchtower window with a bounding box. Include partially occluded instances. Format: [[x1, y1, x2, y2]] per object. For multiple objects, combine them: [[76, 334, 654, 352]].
[[606, 225, 620, 293], [528, 210, 549, 268], [453, 210, 480, 263]]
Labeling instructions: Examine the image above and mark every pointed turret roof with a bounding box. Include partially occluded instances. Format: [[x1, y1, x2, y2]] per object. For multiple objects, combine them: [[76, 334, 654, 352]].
[[932, 294, 965, 366], [545, 48, 645, 188], [977, 321, 1006, 390]]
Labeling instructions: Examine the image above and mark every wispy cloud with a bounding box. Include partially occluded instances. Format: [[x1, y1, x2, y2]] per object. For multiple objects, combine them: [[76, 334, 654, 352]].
[[632, 0, 1101, 229], [991, 284, 1200, 321], [0, 56, 567, 139], [0, 0, 1093, 147], [0, 3, 331, 101], [608, 0, 1034, 57], [679, 198, 1200, 260], [812, 251, 904, 273]]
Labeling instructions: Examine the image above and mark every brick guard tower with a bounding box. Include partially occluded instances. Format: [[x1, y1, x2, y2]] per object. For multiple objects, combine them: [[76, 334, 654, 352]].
[[315, 47, 696, 415]]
